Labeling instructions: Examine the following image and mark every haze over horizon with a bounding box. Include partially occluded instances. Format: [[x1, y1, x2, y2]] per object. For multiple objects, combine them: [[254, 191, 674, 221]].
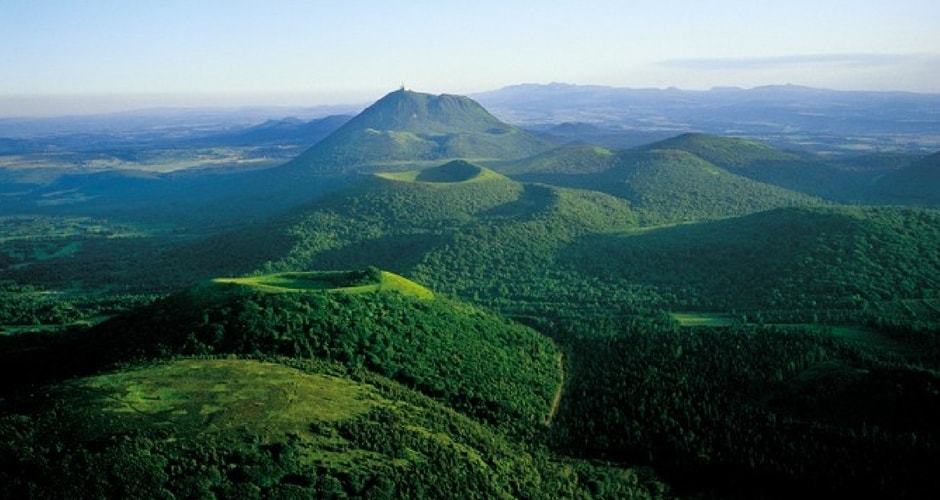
[[2, 0, 939, 117]]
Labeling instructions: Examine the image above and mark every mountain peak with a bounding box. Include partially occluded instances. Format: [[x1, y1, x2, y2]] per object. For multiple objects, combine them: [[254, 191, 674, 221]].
[[284, 89, 550, 174], [350, 88, 506, 134]]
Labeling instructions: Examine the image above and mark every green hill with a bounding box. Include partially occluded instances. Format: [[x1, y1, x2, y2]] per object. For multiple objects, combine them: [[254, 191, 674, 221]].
[[250, 168, 639, 310], [2, 276, 562, 435], [648, 133, 802, 167], [283, 89, 551, 174], [589, 148, 820, 224], [644, 133, 876, 201], [263, 162, 524, 272], [565, 205, 940, 318], [876, 151, 940, 205], [480, 136, 821, 224], [0, 357, 662, 498], [495, 144, 618, 176]]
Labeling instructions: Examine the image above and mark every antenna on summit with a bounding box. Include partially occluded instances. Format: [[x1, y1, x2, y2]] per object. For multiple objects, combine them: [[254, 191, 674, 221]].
[[400, 82, 406, 91]]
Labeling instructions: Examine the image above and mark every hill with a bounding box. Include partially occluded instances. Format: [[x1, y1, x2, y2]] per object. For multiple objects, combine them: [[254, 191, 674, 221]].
[[484, 134, 824, 224], [1, 274, 562, 435], [261, 161, 526, 273], [0, 357, 662, 498], [565, 205, 940, 318], [281, 89, 551, 174], [603, 148, 821, 223], [376, 159, 500, 184], [495, 144, 618, 176], [875, 151, 940, 205], [249, 163, 639, 309], [644, 133, 894, 201]]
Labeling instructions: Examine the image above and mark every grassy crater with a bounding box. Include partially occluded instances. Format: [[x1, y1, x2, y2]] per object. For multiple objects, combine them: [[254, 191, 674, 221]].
[[212, 268, 433, 299]]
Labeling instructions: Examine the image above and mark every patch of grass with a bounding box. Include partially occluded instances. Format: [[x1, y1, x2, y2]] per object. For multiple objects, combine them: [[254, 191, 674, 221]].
[[69, 359, 376, 438], [670, 312, 736, 327], [212, 269, 433, 299]]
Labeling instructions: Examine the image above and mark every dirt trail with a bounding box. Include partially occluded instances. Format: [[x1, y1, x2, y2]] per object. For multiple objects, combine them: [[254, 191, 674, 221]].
[[544, 353, 565, 427]]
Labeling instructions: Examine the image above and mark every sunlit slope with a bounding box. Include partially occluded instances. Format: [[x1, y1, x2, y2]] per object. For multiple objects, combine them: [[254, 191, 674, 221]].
[[597, 148, 820, 223], [0, 358, 657, 498], [639, 133, 889, 201], [213, 269, 433, 299]]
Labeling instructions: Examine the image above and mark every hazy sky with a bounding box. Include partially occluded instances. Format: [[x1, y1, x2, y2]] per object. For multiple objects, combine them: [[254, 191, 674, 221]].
[[2, 0, 939, 115]]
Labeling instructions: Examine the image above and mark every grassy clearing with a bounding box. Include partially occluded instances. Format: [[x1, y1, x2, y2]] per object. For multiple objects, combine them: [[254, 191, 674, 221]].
[[213, 269, 433, 299], [70, 359, 377, 437], [671, 312, 736, 327]]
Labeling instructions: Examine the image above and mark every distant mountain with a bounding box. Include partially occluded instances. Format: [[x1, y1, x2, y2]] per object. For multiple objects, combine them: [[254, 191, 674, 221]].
[[473, 83, 940, 155], [282, 89, 551, 174], [875, 151, 940, 205], [192, 114, 351, 146]]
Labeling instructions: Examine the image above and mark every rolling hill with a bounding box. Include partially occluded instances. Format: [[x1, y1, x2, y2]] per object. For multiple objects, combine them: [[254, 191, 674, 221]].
[[502, 142, 821, 224], [642, 133, 898, 201], [564, 205, 940, 317]]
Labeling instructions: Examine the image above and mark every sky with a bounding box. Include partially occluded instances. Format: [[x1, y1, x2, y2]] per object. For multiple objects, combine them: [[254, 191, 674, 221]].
[[1, 0, 939, 116]]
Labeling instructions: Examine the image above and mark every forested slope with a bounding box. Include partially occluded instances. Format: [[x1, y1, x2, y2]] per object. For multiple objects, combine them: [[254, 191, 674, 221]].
[[564, 206, 940, 319]]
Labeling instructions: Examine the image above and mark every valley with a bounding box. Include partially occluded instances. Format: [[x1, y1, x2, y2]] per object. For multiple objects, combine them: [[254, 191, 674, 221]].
[[1, 87, 939, 498]]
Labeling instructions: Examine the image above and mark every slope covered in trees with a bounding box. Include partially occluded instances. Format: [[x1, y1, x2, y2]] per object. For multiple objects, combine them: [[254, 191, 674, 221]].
[[0, 357, 663, 499], [564, 206, 940, 318], [876, 151, 940, 205], [2, 279, 561, 436]]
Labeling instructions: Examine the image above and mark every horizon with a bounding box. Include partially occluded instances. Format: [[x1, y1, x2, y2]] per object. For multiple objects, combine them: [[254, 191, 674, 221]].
[[3, 0, 939, 117], [2, 81, 940, 119]]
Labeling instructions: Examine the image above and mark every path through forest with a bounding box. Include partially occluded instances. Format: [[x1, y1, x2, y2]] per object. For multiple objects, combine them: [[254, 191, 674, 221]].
[[544, 353, 564, 426]]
